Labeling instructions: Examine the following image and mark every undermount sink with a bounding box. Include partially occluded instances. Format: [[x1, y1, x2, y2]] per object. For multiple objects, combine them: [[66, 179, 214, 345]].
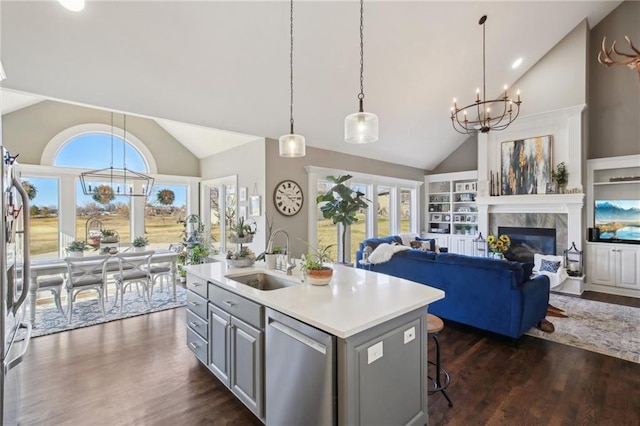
[[228, 273, 299, 291]]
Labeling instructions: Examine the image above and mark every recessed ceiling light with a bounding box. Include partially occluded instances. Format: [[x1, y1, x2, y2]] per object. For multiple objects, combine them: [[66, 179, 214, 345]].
[[512, 57, 523, 69], [58, 0, 85, 12]]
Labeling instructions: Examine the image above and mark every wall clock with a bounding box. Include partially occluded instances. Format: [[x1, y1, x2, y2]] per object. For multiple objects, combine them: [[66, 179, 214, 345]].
[[273, 180, 304, 216]]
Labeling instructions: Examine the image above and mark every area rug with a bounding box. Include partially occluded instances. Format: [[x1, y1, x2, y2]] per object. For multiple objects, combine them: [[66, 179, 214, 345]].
[[526, 294, 640, 364], [29, 286, 187, 338]]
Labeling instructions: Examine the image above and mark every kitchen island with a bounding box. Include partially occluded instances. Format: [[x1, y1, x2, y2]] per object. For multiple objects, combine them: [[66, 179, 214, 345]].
[[185, 262, 444, 425]]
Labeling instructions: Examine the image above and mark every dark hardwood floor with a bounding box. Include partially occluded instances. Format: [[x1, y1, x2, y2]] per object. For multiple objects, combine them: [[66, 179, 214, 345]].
[[20, 292, 639, 426]]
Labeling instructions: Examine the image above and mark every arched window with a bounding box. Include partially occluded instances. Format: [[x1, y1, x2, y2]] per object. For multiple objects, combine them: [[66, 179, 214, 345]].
[[54, 133, 148, 172]]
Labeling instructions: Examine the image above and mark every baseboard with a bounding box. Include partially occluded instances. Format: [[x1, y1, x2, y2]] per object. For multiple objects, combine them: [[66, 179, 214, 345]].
[[586, 283, 640, 299]]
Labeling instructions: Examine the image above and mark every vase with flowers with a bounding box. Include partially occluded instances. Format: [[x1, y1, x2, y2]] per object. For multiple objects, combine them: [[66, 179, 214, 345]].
[[487, 234, 511, 260]]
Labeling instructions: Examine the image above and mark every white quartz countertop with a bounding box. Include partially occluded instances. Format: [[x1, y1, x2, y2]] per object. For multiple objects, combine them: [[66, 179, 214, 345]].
[[185, 262, 444, 339]]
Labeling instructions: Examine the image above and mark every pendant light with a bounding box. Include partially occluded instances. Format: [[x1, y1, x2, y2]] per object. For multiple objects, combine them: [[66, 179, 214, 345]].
[[79, 113, 154, 197], [279, 0, 306, 158], [345, 0, 378, 144]]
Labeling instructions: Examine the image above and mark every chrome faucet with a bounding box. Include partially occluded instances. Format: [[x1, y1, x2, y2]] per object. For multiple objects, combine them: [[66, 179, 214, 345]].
[[267, 229, 296, 275]]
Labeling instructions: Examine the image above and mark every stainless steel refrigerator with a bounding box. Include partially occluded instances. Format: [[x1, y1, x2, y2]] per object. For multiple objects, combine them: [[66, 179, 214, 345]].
[[1, 98, 33, 423]]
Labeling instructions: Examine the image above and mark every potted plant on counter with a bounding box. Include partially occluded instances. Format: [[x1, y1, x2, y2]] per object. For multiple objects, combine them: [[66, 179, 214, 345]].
[[226, 246, 256, 268], [66, 240, 88, 257], [300, 241, 335, 286], [132, 236, 149, 252]]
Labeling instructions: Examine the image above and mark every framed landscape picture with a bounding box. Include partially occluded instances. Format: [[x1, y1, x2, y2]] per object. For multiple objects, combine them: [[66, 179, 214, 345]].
[[501, 135, 552, 195]]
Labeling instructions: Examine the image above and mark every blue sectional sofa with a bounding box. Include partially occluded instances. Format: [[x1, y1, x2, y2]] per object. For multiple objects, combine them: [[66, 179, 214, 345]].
[[356, 236, 550, 339]]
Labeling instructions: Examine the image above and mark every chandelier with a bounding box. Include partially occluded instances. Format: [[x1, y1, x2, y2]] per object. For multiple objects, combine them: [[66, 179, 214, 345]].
[[344, 0, 378, 144], [79, 113, 154, 198], [450, 15, 522, 135], [279, 0, 306, 158]]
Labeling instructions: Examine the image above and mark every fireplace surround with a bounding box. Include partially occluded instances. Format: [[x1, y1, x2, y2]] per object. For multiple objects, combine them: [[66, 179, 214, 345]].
[[499, 226, 556, 263]]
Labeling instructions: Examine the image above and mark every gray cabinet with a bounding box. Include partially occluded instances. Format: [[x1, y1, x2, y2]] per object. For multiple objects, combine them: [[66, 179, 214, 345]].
[[338, 308, 428, 426], [208, 303, 230, 386], [208, 283, 265, 420], [186, 273, 209, 365]]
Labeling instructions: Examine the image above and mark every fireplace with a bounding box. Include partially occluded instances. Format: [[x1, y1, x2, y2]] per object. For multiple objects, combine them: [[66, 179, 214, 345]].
[[499, 226, 556, 263]]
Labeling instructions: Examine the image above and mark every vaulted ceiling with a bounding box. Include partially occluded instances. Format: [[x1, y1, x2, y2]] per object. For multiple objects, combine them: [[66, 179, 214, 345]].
[[0, 1, 622, 170]]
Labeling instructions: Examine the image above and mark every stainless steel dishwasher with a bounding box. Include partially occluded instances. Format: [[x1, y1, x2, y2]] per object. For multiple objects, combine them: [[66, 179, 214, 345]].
[[265, 308, 336, 426]]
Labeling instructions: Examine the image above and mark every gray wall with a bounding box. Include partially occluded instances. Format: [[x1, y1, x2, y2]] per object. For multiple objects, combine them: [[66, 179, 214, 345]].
[[200, 138, 267, 254], [429, 135, 478, 174], [588, 0, 640, 159], [265, 139, 426, 257], [2, 100, 200, 176]]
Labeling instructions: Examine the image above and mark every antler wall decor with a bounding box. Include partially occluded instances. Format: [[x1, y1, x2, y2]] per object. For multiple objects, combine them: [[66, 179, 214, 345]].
[[598, 36, 640, 81]]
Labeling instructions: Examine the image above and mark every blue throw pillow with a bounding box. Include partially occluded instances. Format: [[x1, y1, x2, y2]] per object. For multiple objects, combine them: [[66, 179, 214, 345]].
[[415, 237, 435, 252], [540, 259, 562, 273]]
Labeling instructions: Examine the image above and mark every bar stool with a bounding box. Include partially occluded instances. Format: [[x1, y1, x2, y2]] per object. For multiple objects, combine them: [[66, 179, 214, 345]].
[[427, 313, 453, 406]]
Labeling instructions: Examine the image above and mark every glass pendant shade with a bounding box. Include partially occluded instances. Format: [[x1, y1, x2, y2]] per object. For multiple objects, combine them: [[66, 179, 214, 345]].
[[58, 0, 85, 11], [279, 133, 306, 157], [345, 111, 379, 144]]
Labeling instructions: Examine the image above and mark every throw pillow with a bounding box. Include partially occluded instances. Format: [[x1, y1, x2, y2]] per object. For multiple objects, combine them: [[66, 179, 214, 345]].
[[415, 237, 436, 252], [533, 253, 564, 273], [540, 259, 562, 273]]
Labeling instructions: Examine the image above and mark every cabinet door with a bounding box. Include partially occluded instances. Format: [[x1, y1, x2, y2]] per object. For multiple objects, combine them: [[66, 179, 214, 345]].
[[230, 316, 264, 418], [208, 303, 231, 386], [588, 245, 616, 286], [616, 247, 640, 289]]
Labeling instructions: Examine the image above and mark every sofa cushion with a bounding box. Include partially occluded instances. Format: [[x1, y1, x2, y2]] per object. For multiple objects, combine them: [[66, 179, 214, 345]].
[[398, 233, 419, 246], [415, 237, 436, 252], [398, 249, 437, 261], [435, 252, 526, 285], [359, 236, 404, 253]]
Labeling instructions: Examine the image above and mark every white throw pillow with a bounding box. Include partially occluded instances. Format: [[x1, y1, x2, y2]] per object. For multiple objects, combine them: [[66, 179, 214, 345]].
[[398, 233, 419, 246], [533, 253, 564, 273]]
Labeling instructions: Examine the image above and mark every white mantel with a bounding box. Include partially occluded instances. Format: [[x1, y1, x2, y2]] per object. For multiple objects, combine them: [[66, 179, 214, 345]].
[[475, 104, 587, 253]]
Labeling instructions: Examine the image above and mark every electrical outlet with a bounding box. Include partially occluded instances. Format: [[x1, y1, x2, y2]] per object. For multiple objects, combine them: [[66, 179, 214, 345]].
[[404, 327, 415, 344], [367, 341, 383, 364]]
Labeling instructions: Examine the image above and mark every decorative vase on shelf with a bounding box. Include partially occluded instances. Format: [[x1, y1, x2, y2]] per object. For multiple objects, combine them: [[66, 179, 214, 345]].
[[492, 252, 504, 260]]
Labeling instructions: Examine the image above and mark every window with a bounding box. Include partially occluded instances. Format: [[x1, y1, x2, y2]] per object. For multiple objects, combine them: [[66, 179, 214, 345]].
[[145, 185, 187, 248], [23, 177, 59, 259], [307, 166, 422, 259], [349, 183, 368, 262], [210, 187, 222, 253], [76, 181, 131, 247], [316, 179, 338, 262], [400, 188, 413, 233], [377, 186, 391, 237], [54, 133, 147, 171]]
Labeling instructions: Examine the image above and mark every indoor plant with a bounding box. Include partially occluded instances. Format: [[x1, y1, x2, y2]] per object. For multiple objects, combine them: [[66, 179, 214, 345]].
[[229, 217, 257, 244], [487, 234, 511, 259], [132, 236, 149, 252], [552, 162, 568, 193], [101, 229, 119, 243], [66, 240, 87, 257], [316, 175, 370, 264], [300, 241, 335, 286], [226, 246, 256, 268]]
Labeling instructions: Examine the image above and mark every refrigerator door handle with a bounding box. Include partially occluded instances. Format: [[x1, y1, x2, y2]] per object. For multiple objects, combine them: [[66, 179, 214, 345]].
[[4, 322, 32, 374], [12, 177, 31, 314]]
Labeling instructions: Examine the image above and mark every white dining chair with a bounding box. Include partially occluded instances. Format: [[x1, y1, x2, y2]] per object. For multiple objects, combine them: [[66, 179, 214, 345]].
[[112, 251, 155, 314], [37, 275, 65, 317], [148, 244, 181, 302], [64, 255, 110, 323]]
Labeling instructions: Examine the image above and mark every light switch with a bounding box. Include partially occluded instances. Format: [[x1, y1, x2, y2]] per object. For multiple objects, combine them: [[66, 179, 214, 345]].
[[367, 341, 383, 364], [404, 327, 416, 344]]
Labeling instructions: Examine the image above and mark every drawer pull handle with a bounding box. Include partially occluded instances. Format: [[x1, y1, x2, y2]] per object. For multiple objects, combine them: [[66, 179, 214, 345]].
[[189, 342, 198, 349], [188, 321, 198, 328], [223, 300, 235, 307], [192, 283, 202, 287], [189, 301, 199, 306]]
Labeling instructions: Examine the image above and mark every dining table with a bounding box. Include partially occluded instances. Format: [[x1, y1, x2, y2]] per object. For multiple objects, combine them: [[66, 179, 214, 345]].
[[28, 249, 179, 326]]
